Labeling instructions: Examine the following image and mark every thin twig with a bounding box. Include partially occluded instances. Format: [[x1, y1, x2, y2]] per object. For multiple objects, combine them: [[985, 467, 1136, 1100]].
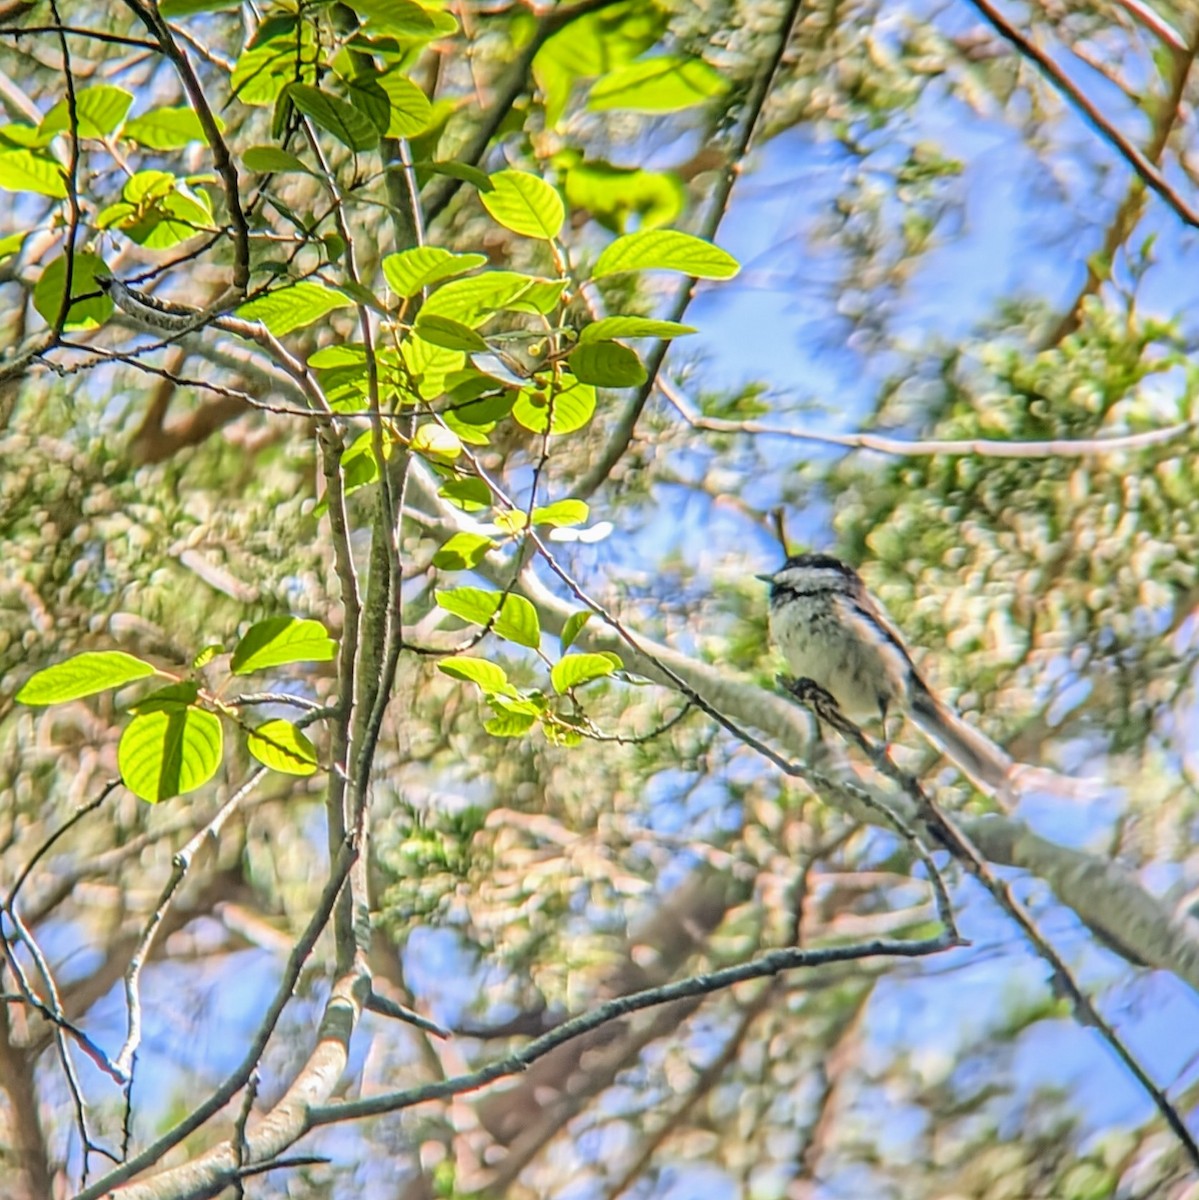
[[659, 373, 1198, 460], [966, 0, 1199, 228]]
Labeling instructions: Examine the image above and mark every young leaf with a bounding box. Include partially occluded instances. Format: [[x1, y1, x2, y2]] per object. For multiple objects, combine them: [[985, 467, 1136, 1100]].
[[16, 651, 157, 706], [568, 342, 647, 387], [0, 150, 67, 198], [531, 499, 589, 527], [410, 423, 462, 462], [247, 719, 319, 776], [124, 107, 221, 150], [512, 377, 596, 435], [237, 282, 353, 335], [438, 657, 511, 693], [578, 316, 697, 343], [551, 653, 618, 693], [435, 588, 541, 648], [480, 169, 565, 240], [243, 145, 313, 174], [41, 85, 134, 138], [559, 610, 593, 653], [484, 706, 538, 738], [382, 246, 487, 298], [231, 617, 337, 674], [439, 477, 492, 511], [119, 705, 223, 803], [33, 252, 113, 330], [415, 314, 489, 352], [592, 230, 739, 280], [284, 83, 380, 151], [587, 55, 727, 113], [432, 531, 496, 570], [376, 70, 433, 136]]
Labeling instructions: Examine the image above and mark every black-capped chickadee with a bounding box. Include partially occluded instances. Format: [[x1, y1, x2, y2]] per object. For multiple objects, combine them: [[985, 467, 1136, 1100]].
[[759, 553, 1014, 798]]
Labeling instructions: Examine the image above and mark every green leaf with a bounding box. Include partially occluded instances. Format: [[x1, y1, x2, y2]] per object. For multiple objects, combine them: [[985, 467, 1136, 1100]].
[[579, 316, 697, 343], [243, 145, 313, 174], [432, 531, 497, 570], [231, 616, 337, 674], [232, 19, 316, 107], [438, 657, 511, 693], [285, 83, 379, 151], [438, 477, 492, 511], [192, 644, 223, 669], [247, 719, 319, 776], [592, 230, 739, 280], [480, 169, 565, 240], [435, 588, 541, 648], [16, 651, 157, 705], [0, 230, 26, 262], [484, 705, 538, 737], [0, 149, 66, 197], [376, 70, 433, 136], [512, 377, 596, 435], [568, 341, 646, 387], [562, 159, 683, 233], [422, 270, 541, 327], [588, 55, 728, 113], [382, 246, 487, 298], [124, 107, 220, 150], [560, 610, 592, 653], [119, 705, 223, 803], [344, 0, 458, 39], [33, 252, 113, 330], [41, 86, 133, 138], [129, 682, 201, 713], [551, 652, 618, 693], [124, 187, 214, 249], [159, 0, 239, 12], [237, 282, 353, 335], [531, 499, 589, 527], [415, 314, 488, 352], [416, 160, 493, 191], [533, 0, 666, 127]]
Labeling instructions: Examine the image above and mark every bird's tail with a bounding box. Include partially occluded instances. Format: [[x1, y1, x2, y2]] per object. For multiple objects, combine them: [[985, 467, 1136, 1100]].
[[908, 686, 1015, 803]]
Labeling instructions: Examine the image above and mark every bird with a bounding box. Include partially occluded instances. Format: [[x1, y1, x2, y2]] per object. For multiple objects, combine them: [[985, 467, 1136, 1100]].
[[758, 552, 1015, 798]]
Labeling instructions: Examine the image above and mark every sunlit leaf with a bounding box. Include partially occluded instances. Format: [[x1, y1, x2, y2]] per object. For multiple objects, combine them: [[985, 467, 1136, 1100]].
[[411, 423, 462, 462], [243, 145, 313, 174], [592, 230, 739, 279], [531, 499, 589, 527], [41, 86, 133, 138], [33, 252, 113, 330], [438, 477, 492, 511], [247, 719, 319, 776], [119, 705, 223, 803], [436, 587, 541, 648], [438, 657, 511, 693], [560, 610, 592, 653], [578, 316, 697, 343], [415, 314, 488, 352], [16, 651, 157, 705], [124, 107, 221, 149], [0, 149, 66, 197], [382, 246, 487, 297], [344, 0, 457, 39], [563, 159, 684, 233], [432, 531, 496, 570], [551, 653, 618, 693], [480, 169, 565, 240], [512, 377, 596, 435], [285, 83, 379, 151], [231, 616, 337, 674], [587, 55, 727, 113], [237, 282, 354, 335], [376, 70, 434, 136], [568, 341, 647, 387]]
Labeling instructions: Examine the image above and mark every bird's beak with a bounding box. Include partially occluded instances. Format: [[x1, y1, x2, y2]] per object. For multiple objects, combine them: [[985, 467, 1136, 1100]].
[[755, 572, 774, 584]]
